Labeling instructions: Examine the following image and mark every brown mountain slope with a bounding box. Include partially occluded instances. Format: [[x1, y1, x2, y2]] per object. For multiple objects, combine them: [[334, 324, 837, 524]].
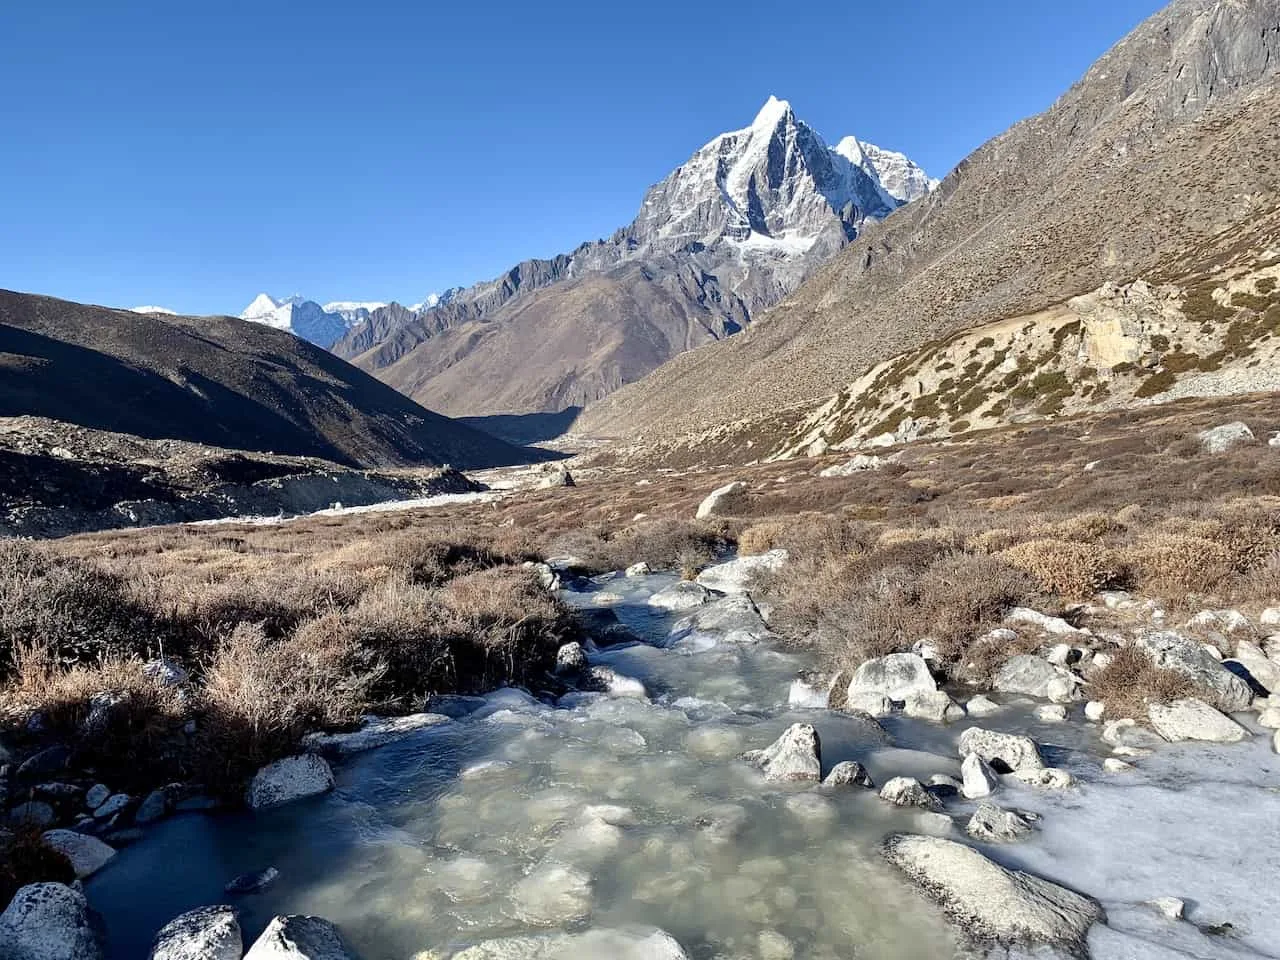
[[575, 0, 1280, 444], [0, 290, 532, 469]]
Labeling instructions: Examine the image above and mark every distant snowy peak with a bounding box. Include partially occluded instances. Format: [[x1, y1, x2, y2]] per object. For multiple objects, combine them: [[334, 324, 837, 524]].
[[323, 301, 388, 325], [409, 288, 462, 312], [129, 305, 177, 315], [834, 137, 939, 205], [239, 293, 352, 348]]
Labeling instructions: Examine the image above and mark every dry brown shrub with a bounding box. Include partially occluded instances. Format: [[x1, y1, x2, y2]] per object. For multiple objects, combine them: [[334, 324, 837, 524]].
[[0, 541, 169, 677], [543, 519, 725, 574], [1114, 504, 1145, 525], [1038, 512, 1128, 543], [196, 623, 379, 788], [0, 644, 187, 786], [970, 528, 1021, 553], [738, 515, 875, 560], [1120, 534, 1235, 597], [1088, 646, 1197, 721], [1001, 539, 1122, 598], [0, 827, 75, 910]]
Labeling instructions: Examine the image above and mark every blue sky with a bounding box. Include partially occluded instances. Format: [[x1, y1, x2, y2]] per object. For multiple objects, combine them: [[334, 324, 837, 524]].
[[1, 0, 1165, 315]]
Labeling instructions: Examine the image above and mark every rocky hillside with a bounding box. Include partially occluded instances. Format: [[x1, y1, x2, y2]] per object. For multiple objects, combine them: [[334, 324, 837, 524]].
[[575, 0, 1280, 457], [0, 290, 531, 469], [333, 98, 935, 417]]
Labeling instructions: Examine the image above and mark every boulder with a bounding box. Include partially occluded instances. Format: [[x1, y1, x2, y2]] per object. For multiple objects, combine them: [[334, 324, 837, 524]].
[[244, 915, 357, 959], [84, 784, 109, 810], [1186, 608, 1252, 635], [822, 761, 874, 789], [134, 789, 168, 825], [1035, 704, 1067, 723], [993, 655, 1078, 701], [92, 793, 131, 819], [303, 714, 450, 757], [903, 690, 965, 724], [1084, 701, 1106, 722], [960, 753, 1000, 800], [958, 728, 1045, 773], [966, 802, 1036, 843], [536, 468, 574, 489], [669, 595, 774, 646], [646, 581, 714, 612], [741, 723, 822, 782], [1261, 607, 1280, 627], [1145, 897, 1185, 921], [149, 906, 242, 960], [16, 746, 70, 782], [40, 830, 115, 879], [848, 653, 936, 702], [878, 777, 943, 811], [554, 642, 587, 676], [694, 481, 747, 520], [245, 755, 335, 810], [1148, 698, 1248, 743], [819, 455, 886, 477], [882, 835, 1102, 950], [1197, 421, 1254, 454], [624, 562, 651, 577], [1134, 632, 1253, 712], [1103, 758, 1134, 773], [0, 883, 104, 960], [694, 550, 788, 594], [523, 562, 560, 591]]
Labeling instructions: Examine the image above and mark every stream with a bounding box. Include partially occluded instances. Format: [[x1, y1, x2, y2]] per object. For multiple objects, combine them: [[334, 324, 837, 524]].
[[85, 570, 1280, 959]]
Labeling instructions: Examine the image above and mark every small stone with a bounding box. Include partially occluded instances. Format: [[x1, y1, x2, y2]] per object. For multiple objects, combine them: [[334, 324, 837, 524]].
[[1010, 767, 1075, 789], [903, 690, 966, 724], [961, 753, 1000, 800], [822, 761, 874, 789], [555, 642, 587, 675], [1035, 704, 1067, 723], [1145, 897, 1185, 921], [1259, 706, 1280, 729], [966, 802, 1035, 843], [1103, 758, 1134, 773], [225, 866, 280, 894], [1260, 607, 1280, 627], [965, 695, 1001, 717], [742, 723, 821, 782], [93, 793, 131, 820], [85, 784, 109, 810], [879, 777, 943, 811], [1084, 701, 1106, 722], [144, 659, 189, 686], [245, 755, 335, 810], [757, 929, 795, 960], [625, 561, 651, 577], [135, 789, 168, 825]]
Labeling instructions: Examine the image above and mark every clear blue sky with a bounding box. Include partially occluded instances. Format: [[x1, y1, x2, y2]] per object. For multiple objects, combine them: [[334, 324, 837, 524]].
[[1, 0, 1165, 316]]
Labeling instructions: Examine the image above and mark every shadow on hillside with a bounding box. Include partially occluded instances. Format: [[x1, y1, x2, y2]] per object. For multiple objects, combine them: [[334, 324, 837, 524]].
[[459, 407, 583, 445]]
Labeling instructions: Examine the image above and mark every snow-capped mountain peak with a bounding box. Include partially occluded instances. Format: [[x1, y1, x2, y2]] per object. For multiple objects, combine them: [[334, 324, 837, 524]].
[[751, 95, 795, 131], [834, 136, 939, 204], [129, 305, 177, 315], [239, 294, 353, 348]]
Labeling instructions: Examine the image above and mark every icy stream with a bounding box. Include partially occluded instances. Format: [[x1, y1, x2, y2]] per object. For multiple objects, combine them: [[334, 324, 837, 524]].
[[85, 572, 1280, 959]]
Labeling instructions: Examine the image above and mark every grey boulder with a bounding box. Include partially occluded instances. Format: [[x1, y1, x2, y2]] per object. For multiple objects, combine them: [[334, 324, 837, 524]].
[[1134, 632, 1252, 712], [245, 755, 335, 810], [958, 727, 1045, 773], [1148, 698, 1248, 743], [301, 714, 449, 757], [993, 655, 1078, 702], [882, 835, 1102, 951], [148, 906, 242, 960], [822, 761, 875, 789], [39, 830, 116, 879], [244, 915, 357, 959], [879, 777, 943, 811], [694, 549, 788, 594], [848, 653, 936, 702], [0, 883, 104, 960], [741, 723, 822, 782], [1197, 421, 1254, 454], [965, 803, 1037, 843]]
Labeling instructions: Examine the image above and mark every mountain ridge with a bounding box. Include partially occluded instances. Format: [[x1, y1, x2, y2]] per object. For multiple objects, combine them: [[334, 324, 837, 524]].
[[573, 0, 1280, 452], [330, 97, 936, 416]]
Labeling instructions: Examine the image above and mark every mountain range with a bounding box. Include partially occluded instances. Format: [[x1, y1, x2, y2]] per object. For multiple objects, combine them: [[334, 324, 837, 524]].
[[575, 0, 1280, 460], [234, 99, 932, 417]]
